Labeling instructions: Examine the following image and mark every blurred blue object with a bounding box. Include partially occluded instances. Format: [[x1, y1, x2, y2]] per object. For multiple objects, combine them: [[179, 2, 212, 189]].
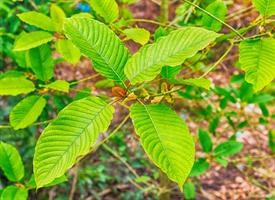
[[76, 3, 91, 12]]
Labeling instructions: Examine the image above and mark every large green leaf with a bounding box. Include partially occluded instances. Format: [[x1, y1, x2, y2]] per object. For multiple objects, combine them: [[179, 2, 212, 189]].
[[123, 28, 150, 45], [125, 27, 220, 84], [239, 38, 275, 92], [171, 78, 212, 90], [55, 39, 81, 64], [0, 142, 25, 182], [50, 4, 66, 33], [13, 31, 53, 51], [252, 0, 275, 17], [0, 186, 28, 200], [17, 11, 55, 31], [64, 17, 129, 86], [130, 103, 195, 188], [87, 0, 119, 23], [0, 77, 35, 96], [10, 95, 46, 130], [201, 0, 227, 32], [43, 80, 70, 93], [34, 97, 114, 188], [27, 44, 54, 81]]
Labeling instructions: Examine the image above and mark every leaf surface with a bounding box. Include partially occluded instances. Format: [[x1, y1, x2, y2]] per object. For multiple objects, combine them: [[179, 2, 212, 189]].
[[252, 0, 275, 17], [17, 11, 55, 31], [0, 186, 28, 200], [125, 27, 220, 84], [34, 97, 114, 188], [87, 0, 119, 23], [64, 17, 129, 86], [0, 142, 25, 182], [239, 38, 275, 92], [10, 95, 46, 130], [55, 39, 81, 64], [0, 77, 35, 96], [130, 103, 195, 187], [13, 31, 53, 51]]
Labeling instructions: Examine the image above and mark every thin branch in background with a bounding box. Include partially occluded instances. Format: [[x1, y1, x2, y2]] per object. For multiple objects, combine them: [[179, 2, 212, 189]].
[[183, 0, 245, 39], [69, 163, 79, 200], [200, 41, 234, 78], [69, 73, 100, 86]]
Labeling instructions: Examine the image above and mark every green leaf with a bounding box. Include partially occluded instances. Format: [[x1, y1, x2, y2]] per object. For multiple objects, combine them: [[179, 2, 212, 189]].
[[27, 44, 54, 81], [189, 157, 209, 177], [17, 11, 55, 31], [50, 4, 66, 33], [183, 182, 196, 199], [160, 66, 182, 79], [64, 17, 129, 86], [239, 38, 275, 92], [0, 186, 28, 200], [214, 157, 228, 167], [10, 95, 46, 130], [171, 78, 212, 90], [55, 39, 81, 64], [125, 27, 220, 84], [198, 128, 213, 153], [13, 31, 53, 51], [252, 0, 275, 17], [34, 97, 114, 188], [130, 103, 195, 188], [201, 1, 227, 32], [0, 142, 24, 182], [94, 79, 115, 88], [123, 28, 150, 45], [87, 0, 119, 23], [214, 141, 243, 157], [0, 77, 35, 96], [26, 175, 67, 189], [269, 130, 275, 152], [43, 80, 70, 93]]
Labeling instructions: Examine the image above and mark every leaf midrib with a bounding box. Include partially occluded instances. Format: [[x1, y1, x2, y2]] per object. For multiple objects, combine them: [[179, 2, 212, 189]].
[[71, 22, 125, 85], [143, 105, 179, 178], [40, 102, 109, 181]]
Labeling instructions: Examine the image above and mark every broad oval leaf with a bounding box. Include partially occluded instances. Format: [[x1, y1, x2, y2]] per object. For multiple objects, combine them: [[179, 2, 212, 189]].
[[198, 128, 213, 153], [13, 31, 53, 51], [214, 141, 243, 157], [50, 4, 66, 33], [43, 80, 70, 93], [171, 78, 212, 90], [125, 27, 220, 84], [27, 44, 54, 81], [34, 97, 114, 188], [55, 39, 81, 64], [0, 186, 28, 200], [252, 0, 275, 17], [201, 1, 227, 32], [10, 95, 46, 130], [87, 0, 119, 23], [17, 11, 55, 32], [239, 38, 275, 92], [0, 77, 35, 96], [130, 103, 195, 188], [0, 142, 25, 182], [123, 28, 150, 45], [64, 17, 129, 86]]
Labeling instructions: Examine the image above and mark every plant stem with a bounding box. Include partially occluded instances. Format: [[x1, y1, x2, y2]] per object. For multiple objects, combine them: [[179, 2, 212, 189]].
[[92, 114, 130, 152], [200, 41, 234, 78], [69, 74, 100, 86], [160, 0, 169, 24], [0, 119, 52, 129], [158, 171, 171, 200], [183, 0, 244, 39], [127, 19, 167, 26]]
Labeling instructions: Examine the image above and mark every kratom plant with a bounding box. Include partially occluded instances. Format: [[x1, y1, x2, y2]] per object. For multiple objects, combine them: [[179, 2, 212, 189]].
[[0, 0, 275, 199]]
